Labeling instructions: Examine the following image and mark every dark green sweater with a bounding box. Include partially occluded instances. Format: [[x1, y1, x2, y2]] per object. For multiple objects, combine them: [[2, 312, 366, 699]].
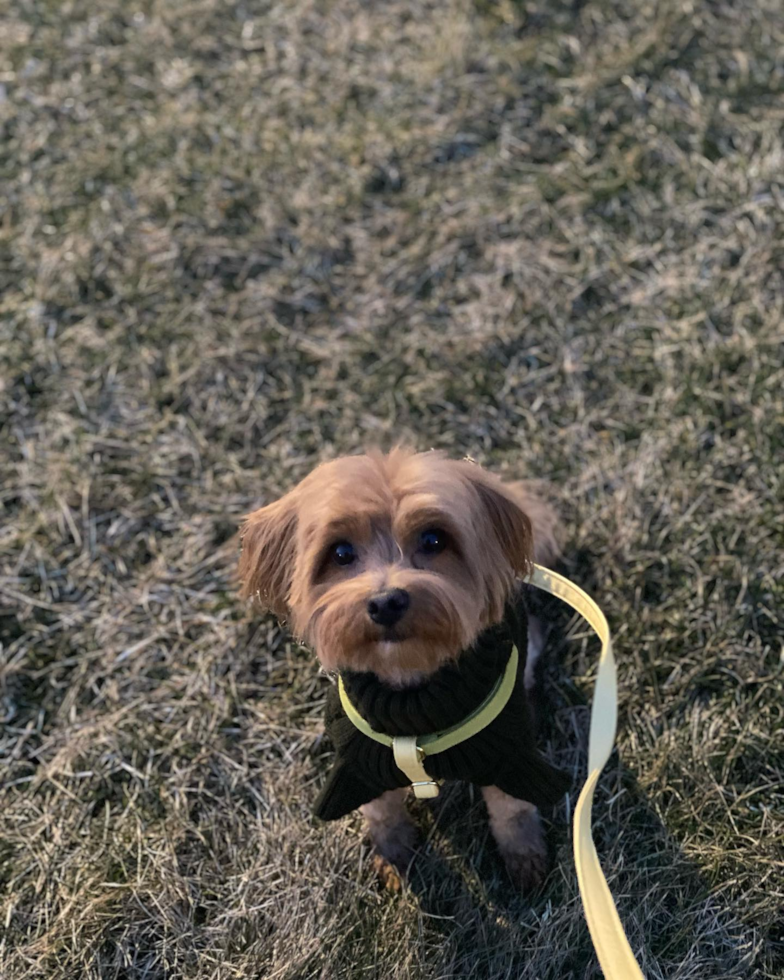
[[313, 590, 571, 821]]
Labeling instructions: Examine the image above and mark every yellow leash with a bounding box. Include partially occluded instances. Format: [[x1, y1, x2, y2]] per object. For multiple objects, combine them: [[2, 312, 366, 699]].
[[529, 564, 645, 980], [339, 564, 645, 978]]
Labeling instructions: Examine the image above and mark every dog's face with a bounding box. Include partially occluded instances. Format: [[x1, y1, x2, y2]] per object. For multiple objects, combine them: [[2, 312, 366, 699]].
[[238, 449, 533, 686]]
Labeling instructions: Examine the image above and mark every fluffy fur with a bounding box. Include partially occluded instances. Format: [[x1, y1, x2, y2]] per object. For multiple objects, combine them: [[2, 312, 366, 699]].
[[239, 448, 558, 685], [239, 447, 562, 887]]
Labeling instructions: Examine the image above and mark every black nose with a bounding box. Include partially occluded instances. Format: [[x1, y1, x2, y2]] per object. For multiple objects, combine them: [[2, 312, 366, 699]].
[[367, 589, 410, 628]]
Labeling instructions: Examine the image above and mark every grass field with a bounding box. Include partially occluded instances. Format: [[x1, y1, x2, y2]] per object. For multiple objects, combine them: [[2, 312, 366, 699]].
[[1, 1, 783, 977]]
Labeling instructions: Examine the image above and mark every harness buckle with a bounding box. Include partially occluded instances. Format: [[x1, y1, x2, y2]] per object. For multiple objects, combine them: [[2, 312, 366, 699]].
[[392, 736, 441, 798], [411, 780, 440, 799]]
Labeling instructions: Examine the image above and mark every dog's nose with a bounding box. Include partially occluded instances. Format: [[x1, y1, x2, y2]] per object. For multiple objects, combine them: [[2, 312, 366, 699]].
[[367, 589, 410, 628]]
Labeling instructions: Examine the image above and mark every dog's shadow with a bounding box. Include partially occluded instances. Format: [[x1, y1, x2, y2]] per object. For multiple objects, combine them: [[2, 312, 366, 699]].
[[379, 552, 771, 979]]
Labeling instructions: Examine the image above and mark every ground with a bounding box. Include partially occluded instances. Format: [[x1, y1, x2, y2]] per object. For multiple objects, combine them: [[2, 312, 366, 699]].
[[1, 1, 783, 978]]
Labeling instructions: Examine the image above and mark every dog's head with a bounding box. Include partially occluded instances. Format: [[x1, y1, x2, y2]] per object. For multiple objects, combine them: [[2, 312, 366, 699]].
[[238, 449, 533, 686]]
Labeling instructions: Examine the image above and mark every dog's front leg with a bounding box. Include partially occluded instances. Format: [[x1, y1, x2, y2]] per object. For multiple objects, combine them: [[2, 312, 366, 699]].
[[360, 787, 418, 871], [482, 785, 547, 890]]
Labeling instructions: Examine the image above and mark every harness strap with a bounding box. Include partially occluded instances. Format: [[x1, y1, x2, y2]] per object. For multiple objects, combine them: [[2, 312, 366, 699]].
[[337, 647, 518, 755], [391, 737, 439, 799]]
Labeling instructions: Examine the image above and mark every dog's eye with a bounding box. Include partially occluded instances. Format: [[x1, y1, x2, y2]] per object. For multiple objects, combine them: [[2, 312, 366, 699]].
[[330, 541, 357, 567], [420, 528, 447, 555]]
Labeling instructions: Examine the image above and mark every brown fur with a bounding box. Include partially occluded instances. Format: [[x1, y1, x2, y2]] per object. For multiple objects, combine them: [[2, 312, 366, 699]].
[[239, 448, 561, 887], [359, 788, 418, 870], [482, 786, 548, 890], [239, 448, 538, 685]]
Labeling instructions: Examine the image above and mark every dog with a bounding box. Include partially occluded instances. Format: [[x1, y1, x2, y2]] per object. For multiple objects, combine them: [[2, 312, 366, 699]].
[[238, 447, 567, 890]]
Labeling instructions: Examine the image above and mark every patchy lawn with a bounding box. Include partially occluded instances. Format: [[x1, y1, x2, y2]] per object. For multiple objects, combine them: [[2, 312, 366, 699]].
[[1, 1, 782, 977]]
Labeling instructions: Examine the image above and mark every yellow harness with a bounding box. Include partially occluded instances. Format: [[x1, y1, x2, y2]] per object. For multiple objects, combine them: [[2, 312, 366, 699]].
[[339, 563, 645, 980], [338, 645, 519, 799]]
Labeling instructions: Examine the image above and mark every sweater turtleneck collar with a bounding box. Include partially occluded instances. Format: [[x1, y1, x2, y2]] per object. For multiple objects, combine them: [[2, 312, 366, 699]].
[[338, 617, 514, 738]]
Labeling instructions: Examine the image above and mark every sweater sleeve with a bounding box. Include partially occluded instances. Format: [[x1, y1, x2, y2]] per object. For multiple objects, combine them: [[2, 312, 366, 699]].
[[492, 750, 572, 806], [313, 758, 386, 821]]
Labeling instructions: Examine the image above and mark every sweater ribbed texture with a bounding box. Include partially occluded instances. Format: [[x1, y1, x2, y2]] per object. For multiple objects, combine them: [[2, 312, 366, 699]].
[[313, 588, 571, 821]]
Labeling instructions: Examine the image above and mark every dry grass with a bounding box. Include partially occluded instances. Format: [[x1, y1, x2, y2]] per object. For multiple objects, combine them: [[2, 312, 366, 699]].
[[1, 0, 783, 977]]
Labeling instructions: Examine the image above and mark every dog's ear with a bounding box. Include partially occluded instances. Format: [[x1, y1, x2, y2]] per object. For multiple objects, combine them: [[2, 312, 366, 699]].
[[238, 490, 299, 618], [460, 464, 533, 576]]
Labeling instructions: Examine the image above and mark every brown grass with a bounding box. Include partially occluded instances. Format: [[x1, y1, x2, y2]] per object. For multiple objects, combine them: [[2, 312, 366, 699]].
[[1, 0, 783, 977]]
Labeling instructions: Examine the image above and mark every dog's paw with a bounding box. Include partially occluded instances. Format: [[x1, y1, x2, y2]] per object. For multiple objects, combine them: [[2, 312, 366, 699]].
[[483, 787, 549, 892], [492, 805, 549, 892], [370, 853, 404, 892], [499, 840, 548, 892], [370, 819, 419, 872]]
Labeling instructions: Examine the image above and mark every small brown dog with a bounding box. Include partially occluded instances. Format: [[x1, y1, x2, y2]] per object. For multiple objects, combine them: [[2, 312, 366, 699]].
[[238, 448, 567, 889]]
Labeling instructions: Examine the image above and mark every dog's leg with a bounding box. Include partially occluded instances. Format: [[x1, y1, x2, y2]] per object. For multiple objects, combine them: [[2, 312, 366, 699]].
[[482, 785, 547, 891], [360, 788, 418, 871]]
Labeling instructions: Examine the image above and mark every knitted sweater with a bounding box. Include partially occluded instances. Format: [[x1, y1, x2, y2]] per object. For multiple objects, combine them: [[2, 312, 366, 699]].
[[313, 588, 571, 821]]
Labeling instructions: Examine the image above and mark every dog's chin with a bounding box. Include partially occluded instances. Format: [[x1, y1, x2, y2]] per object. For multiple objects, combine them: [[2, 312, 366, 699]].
[[329, 632, 462, 688]]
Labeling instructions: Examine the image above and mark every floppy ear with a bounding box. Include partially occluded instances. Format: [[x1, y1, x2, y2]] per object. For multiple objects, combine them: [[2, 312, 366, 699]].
[[460, 464, 534, 576], [238, 491, 299, 618]]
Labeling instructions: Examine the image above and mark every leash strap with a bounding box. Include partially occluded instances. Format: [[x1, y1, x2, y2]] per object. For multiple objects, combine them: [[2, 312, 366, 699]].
[[529, 564, 645, 980]]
